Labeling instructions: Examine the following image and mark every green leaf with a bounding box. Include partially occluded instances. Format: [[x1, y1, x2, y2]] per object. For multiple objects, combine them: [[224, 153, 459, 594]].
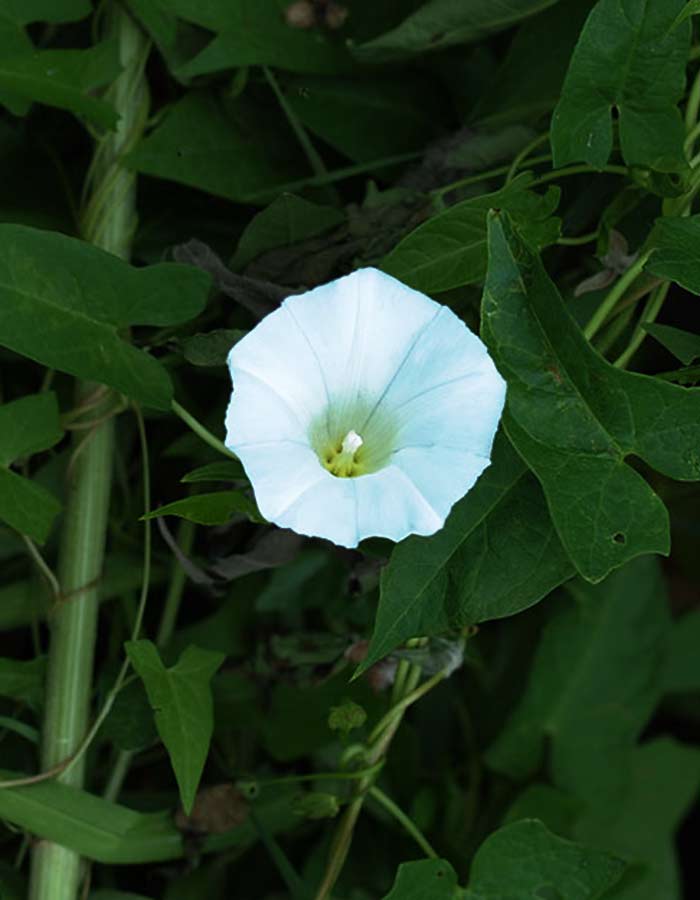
[[0, 469, 61, 543], [101, 677, 158, 752], [381, 175, 560, 294], [382, 859, 460, 900], [482, 212, 700, 582], [123, 0, 203, 75], [473, 0, 593, 128], [0, 393, 63, 467], [551, 0, 689, 172], [0, 42, 121, 129], [0, 0, 90, 26], [663, 609, 700, 694], [363, 435, 573, 669], [0, 767, 298, 863], [180, 461, 248, 484], [0, 224, 211, 409], [354, 0, 562, 62], [163, 0, 354, 78], [574, 738, 700, 900], [0, 1, 92, 101], [674, 0, 700, 24], [642, 324, 700, 365], [487, 557, 670, 804], [126, 92, 304, 204], [125, 641, 225, 814], [0, 393, 63, 541], [464, 820, 625, 900], [145, 490, 263, 525], [647, 214, 700, 294], [283, 73, 445, 163], [503, 784, 579, 836], [0, 657, 46, 711], [182, 328, 246, 367], [232, 193, 344, 270]]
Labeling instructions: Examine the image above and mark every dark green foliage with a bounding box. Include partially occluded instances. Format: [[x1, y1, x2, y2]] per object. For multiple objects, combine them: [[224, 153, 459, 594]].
[[1, 1, 699, 898]]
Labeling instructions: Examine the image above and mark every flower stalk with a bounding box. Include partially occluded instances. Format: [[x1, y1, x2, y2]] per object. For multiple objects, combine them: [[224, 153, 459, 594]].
[[28, 7, 149, 900]]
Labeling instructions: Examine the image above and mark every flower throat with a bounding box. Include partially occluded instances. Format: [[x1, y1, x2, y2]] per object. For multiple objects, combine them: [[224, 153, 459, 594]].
[[322, 430, 364, 477]]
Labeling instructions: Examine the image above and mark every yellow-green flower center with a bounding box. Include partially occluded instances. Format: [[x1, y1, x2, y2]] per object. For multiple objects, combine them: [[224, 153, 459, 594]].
[[309, 397, 398, 479]]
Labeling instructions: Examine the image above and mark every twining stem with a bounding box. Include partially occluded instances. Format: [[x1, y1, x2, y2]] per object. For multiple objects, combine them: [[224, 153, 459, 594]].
[[583, 251, 653, 342], [246, 151, 422, 202], [313, 664, 446, 900], [368, 786, 438, 859], [171, 399, 237, 459], [263, 66, 327, 178], [685, 66, 700, 132], [21, 536, 61, 602], [614, 282, 670, 369], [28, 7, 149, 900], [155, 519, 196, 648], [505, 132, 550, 183], [557, 229, 598, 247], [431, 154, 553, 198], [609, 99, 700, 367]]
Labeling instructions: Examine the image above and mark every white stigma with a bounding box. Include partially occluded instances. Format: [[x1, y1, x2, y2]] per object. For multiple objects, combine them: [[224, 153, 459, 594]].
[[341, 430, 363, 456]]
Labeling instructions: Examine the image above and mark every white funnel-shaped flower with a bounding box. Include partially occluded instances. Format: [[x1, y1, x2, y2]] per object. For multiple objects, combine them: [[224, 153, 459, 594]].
[[225, 267, 506, 548]]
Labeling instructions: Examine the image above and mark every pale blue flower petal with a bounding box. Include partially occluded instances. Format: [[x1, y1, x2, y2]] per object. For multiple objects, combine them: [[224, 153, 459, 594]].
[[371, 305, 506, 455], [231, 440, 326, 521], [225, 369, 308, 446], [353, 467, 443, 542], [278, 267, 440, 405], [275, 475, 359, 548], [228, 304, 328, 428], [390, 447, 490, 521], [389, 362, 506, 456]]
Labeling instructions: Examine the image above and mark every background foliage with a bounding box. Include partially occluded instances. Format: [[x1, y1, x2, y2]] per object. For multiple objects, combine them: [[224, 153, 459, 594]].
[[0, 1, 699, 898]]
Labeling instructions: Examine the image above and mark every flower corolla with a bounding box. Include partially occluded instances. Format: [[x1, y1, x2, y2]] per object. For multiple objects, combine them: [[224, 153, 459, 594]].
[[225, 268, 506, 548]]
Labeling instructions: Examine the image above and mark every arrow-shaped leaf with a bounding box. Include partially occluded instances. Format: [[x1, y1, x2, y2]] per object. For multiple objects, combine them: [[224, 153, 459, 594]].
[[125, 641, 224, 814], [482, 212, 700, 581]]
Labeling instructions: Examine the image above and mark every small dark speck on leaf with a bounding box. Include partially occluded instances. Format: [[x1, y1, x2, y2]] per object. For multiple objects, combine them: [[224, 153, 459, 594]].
[[612, 532, 626, 544]]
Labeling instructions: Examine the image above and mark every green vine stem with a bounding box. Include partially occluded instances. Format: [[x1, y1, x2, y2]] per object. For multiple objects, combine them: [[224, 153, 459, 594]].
[[313, 664, 447, 900], [583, 250, 653, 342], [368, 786, 438, 859], [28, 7, 149, 900], [171, 399, 238, 459]]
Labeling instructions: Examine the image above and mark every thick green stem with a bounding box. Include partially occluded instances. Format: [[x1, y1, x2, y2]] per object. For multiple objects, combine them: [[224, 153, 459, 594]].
[[29, 6, 149, 900], [29, 393, 115, 900]]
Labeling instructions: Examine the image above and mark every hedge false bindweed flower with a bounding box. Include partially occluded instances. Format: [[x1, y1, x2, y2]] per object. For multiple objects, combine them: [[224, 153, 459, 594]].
[[225, 268, 506, 548]]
